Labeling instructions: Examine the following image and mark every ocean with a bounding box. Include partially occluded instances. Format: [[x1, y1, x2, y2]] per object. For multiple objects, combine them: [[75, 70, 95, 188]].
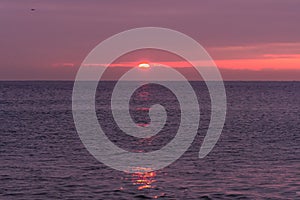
[[0, 81, 299, 199]]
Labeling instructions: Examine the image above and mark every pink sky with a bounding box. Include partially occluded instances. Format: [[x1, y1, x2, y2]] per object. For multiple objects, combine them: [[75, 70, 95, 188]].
[[0, 0, 300, 80]]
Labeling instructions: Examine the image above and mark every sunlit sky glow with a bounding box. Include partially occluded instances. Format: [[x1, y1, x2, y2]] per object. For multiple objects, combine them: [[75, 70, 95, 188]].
[[0, 0, 299, 80], [138, 63, 151, 69]]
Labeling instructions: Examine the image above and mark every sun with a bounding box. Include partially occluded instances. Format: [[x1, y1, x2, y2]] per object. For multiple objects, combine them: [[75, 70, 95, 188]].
[[138, 63, 150, 68]]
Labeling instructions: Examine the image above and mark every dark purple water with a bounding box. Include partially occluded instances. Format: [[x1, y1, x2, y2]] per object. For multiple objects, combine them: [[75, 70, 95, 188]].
[[0, 81, 299, 199]]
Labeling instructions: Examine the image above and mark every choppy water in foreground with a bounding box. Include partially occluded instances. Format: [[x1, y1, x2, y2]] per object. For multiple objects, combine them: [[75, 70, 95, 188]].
[[0, 81, 299, 199]]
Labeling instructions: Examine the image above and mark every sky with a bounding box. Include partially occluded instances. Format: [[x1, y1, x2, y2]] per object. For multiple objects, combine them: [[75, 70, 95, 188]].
[[0, 0, 300, 80]]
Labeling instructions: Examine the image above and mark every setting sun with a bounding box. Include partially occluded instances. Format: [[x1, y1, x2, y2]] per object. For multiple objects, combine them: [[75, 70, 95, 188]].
[[138, 63, 150, 68]]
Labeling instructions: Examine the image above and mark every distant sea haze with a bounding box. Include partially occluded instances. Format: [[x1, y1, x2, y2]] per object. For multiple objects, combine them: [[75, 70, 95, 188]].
[[1, 67, 300, 81]]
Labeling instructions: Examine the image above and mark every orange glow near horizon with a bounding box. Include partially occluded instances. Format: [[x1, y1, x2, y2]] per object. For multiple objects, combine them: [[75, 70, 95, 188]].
[[214, 57, 300, 70], [80, 44, 300, 72], [80, 49, 300, 72], [104, 53, 300, 71], [80, 56, 300, 71]]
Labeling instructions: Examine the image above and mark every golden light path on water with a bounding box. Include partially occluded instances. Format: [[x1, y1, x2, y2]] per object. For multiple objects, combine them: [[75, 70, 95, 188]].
[[131, 168, 156, 190], [119, 167, 167, 198]]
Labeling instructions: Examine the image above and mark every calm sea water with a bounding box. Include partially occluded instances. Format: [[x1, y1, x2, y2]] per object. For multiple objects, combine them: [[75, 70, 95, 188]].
[[0, 81, 299, 199]]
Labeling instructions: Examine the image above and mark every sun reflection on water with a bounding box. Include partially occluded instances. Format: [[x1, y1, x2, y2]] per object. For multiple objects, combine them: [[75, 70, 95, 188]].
[[120, 168, 167, 199], [131, 168, 157, 190]]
